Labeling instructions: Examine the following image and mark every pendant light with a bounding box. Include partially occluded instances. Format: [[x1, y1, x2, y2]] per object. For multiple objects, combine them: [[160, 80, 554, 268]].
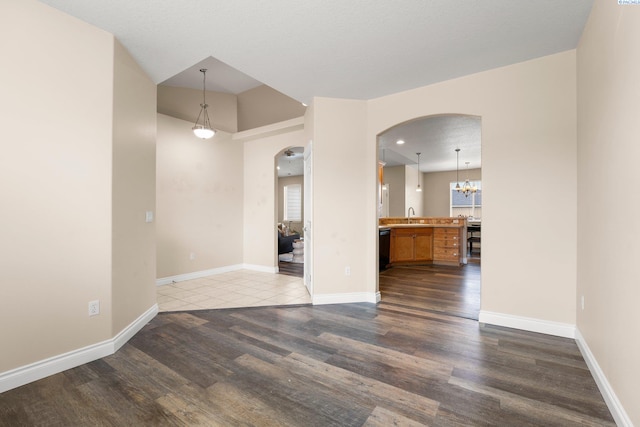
[[454, 148, 461, 192], [416, 152, 422, 192], [192, 68, 216, 139]]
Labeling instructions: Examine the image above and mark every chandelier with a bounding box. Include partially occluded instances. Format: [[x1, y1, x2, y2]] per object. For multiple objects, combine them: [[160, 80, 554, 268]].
[[460, 161, 477, 197], [455, 149, 477, 197]]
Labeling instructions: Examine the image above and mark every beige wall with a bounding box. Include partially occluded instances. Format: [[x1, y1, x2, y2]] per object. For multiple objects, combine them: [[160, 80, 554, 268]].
[[238, 85, 307, 131], [405, 166, 424, 216], [111, 40, 157, 333], [383, 166, 406, 217], [157, 85, 238, 133], [277, 175, 304, 234], [241, 125, 305, 269], [577, 1, 640, 424], [156, 114, 244, 278], [0, 0, 114, 372], [0, 0, 156, 374], [382, 165, 425, 217], [423, 168, 482, 217], [367, 50, 577, 323], [311, 98, 371, 296]]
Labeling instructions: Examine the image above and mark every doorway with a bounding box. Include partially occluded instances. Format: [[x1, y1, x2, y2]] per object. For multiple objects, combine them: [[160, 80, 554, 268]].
[[376, 114, 481, 320], [275, 147, 305, 278]]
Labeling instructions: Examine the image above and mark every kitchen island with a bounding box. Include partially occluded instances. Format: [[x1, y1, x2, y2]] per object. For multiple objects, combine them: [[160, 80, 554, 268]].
[[379, 217, 466, 267]]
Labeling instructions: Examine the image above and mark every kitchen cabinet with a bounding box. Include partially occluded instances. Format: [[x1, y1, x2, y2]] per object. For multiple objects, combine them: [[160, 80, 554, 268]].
[[433, 227, 462, 265], [390, 227, 433, 263]]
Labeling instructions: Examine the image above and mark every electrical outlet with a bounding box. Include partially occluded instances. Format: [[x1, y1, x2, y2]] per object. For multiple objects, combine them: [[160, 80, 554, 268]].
[[88, 300, 100, 317], [189, 252, 196, 260], [345, 266, 351, 276], [581, 295, 585, 311]]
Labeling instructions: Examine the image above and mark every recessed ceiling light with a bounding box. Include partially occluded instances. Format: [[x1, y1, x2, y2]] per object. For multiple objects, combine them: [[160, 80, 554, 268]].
[[396, 139, 405, 145]]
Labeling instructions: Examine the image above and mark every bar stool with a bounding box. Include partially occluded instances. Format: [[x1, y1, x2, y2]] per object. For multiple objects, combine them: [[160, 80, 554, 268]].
[[468, 225, 481, 255]]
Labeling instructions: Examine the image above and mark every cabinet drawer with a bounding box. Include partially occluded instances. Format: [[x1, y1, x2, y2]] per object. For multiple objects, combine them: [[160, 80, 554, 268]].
[[392, 228, 433, 236], [433, 238, 460, 248], [434, 228, 460, 237], [433, 247, 460, 260]]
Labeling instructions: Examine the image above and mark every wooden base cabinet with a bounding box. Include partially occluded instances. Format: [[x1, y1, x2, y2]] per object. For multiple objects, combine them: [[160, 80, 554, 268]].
[[390, 228, 433, 263], [433, 227, 462, 265]]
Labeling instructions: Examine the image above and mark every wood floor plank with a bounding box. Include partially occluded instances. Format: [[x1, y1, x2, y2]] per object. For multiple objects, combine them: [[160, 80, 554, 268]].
[[276, 352, 439, 423], [448, 376, 616, 427], [205, 381, 298, 427], [232, 353, 372, 426], [318, 332, 453, 380], [362, 406, 427, 427]]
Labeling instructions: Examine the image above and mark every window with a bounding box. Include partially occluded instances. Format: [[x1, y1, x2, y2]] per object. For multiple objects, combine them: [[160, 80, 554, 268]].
[[450, 181, 482, 217], [284, 184, 302, 221]]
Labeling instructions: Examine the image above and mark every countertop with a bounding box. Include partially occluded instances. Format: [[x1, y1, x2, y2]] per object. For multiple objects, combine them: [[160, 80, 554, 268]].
[[379, 223, 464, 230]]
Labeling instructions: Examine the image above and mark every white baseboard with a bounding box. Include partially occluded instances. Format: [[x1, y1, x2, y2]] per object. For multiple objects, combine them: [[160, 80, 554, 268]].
[[313, 292, 379, 305], [113, 304, 159, 351], [575, 329, 633, 427], [242, 263, 278, 274], [0, 304, 158, 394], [156, 264, 244, 285], [479, 310, 576, 339], [156, 264, 280, 286], [374, 291, 381, 303]]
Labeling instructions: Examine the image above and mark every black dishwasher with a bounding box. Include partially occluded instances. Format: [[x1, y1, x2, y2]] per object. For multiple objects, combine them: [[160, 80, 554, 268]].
[[379, 228, 390, 271]]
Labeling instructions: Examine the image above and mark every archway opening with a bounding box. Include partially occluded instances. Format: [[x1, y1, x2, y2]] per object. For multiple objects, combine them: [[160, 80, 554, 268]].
[[275, 146, 305, 278], [376, 114, 482, 320]]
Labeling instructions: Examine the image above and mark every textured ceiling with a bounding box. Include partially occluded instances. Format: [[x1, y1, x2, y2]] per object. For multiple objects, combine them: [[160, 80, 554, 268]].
[[277, 147, 304, 178], [378, 115, 481, 173], [38, 0, 593, 105]]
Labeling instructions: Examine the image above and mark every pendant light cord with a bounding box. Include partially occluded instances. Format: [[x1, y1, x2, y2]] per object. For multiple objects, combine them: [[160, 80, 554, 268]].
[[201, 68, 207, 107]]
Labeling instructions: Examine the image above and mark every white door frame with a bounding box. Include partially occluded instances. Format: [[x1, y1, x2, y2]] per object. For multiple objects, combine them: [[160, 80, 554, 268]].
[[303, 141, 313, 295]]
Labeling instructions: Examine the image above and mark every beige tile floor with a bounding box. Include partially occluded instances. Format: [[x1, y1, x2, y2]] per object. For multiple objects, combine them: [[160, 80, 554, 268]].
[[157, 269, 310, 312]]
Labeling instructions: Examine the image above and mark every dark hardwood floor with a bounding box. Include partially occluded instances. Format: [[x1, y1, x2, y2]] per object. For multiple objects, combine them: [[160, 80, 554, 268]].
[[278, 260, 303, 278], [379, 263, 480, 320], [0, 261, 614, 426]]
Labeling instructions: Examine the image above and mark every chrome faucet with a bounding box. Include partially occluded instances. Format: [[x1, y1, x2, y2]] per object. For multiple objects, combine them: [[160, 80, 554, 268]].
[[407, 207, 415, 223]]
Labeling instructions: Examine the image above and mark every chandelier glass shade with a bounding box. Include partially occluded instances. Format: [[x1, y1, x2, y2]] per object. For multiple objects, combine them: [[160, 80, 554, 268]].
[[192, 68, 216, 139]]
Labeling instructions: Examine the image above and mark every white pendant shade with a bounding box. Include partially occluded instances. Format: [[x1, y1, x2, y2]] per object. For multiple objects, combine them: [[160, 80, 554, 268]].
[[193, 125, 215, 139]]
